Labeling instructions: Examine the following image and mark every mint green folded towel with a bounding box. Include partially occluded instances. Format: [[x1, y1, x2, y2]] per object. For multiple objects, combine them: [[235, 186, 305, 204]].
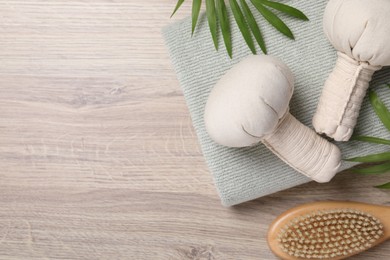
[[162, 0, 390, 206]]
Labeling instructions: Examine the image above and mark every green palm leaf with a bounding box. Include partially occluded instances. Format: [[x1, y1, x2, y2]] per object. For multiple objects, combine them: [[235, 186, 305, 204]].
[[260, 0, 309, 21], [375, 182, 390, 189], [171, 0, 186, 18], [250, 0, 294, 39], [192, 0, 202, 35], [170, 0, 308, 57], [206, 0, 218, 50], [352, 162, 390, 175], [230, 0, 256, 54], [345, 152, 390, 163], [351, 135, 390, 145], [240, 0, 267, 54], [216, 0, 232, 58], [349, 85, 390, 189], [369, 90, 390, 132]]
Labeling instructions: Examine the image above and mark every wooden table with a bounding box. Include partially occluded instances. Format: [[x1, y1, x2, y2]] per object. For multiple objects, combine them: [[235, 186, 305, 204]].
[[0, 1, 389, 259]]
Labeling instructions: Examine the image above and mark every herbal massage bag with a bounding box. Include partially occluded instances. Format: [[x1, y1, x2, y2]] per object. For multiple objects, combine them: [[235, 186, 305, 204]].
[[163, 0, 390, 206]]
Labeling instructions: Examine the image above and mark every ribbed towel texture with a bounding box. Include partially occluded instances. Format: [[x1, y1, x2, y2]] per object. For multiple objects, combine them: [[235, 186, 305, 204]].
[[162, 0, 390, 206]]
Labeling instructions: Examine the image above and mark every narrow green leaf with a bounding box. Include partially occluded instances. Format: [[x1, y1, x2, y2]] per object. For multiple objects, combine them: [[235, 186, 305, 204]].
[[260, 0, 309, 21], [375, 182, 390, 189], [250, 0, 294, 39], [351, 135, 390, 145], [240, 0, 267, 54], [171, 0, 186, 18], [192, 0, 202, 35], [230, 0, 256, 54], [345, 151, 390, 163], [216, 0, 232, 58], [369, 90, 390, 132], [352, 162, 390, 175], [206, 0, 218, 50]]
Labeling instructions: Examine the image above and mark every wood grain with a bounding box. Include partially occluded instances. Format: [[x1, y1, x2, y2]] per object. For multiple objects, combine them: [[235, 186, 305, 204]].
[[0, 1, 389, 259]]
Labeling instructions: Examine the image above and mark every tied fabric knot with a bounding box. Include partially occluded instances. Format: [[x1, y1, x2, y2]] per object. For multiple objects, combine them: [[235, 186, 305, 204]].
[[263, 113, 341, 183], [313, 52, 381, 141]]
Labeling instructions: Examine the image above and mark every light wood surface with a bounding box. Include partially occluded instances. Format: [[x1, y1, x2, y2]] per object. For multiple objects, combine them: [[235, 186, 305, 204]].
[[0, 1, 389, 259]]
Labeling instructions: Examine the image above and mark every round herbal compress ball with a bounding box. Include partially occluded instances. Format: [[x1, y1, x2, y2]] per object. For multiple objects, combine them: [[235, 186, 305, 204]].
[[205, 55, 294, 147], [313, 0, 390, 141], [205, 55, 341, 183]]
